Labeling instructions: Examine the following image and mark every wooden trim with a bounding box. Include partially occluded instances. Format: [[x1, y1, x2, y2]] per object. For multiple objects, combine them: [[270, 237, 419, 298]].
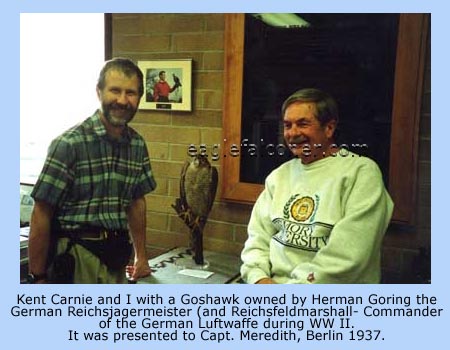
[[104, 14, 113, 60], [222, 14, 261, 203], [389, 14, 429, 225]]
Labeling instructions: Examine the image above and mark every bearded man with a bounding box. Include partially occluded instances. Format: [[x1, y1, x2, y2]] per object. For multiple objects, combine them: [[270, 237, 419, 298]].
[[27, 58, 156, 284]]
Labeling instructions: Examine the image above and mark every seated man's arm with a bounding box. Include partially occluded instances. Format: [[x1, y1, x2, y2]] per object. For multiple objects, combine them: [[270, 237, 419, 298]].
[[240, 187, 278, 284], [289, 161, 393, 284]]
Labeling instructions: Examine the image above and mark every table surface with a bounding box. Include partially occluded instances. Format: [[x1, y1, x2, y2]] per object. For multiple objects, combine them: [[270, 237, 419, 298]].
[[136, 247, 242, 284], [20, 229, 242, 284]]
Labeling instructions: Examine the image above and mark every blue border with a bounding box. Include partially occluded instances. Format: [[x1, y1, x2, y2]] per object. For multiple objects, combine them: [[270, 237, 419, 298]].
[[3, 1, 447, 349]]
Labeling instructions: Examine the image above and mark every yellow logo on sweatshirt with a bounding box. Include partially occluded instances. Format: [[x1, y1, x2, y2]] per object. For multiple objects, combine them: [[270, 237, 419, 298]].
[[290, 196, 315, 222]]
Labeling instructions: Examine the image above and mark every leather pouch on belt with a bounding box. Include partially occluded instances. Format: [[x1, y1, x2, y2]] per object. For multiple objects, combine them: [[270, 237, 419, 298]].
[[50, 241, 75, 284], [76, 234, 133, 271]]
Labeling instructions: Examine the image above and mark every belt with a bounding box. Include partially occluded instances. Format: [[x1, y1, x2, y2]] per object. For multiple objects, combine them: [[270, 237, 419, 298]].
[[57, 227, 129, 240]]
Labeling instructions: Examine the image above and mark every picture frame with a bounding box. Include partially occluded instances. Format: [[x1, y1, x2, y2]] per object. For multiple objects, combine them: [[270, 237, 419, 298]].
[[138, 59, 193, 112]]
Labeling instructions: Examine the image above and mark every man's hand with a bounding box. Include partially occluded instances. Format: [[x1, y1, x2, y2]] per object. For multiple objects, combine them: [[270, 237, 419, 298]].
[[126, 260, 151, 282], [126, 196, 151, 282], [256, 277, 277, 284]]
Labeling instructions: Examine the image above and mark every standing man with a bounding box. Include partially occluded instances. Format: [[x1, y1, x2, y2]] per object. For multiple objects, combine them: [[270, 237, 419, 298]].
[[153, 71, 180, 102], [240, 88, 393, 284], [27, 58, 156, 284]]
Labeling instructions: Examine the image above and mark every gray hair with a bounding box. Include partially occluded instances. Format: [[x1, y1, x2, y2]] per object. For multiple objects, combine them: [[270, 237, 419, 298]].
[[281, 88, 339, 126]]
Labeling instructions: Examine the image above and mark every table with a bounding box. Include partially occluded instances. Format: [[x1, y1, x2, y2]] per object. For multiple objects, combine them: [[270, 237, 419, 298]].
[[136, 247, 242, 284], [20, 236, 243, 284]]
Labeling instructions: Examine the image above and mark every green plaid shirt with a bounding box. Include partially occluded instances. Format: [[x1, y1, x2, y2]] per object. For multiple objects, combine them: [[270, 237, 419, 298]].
[[31, 110, 156, 231]]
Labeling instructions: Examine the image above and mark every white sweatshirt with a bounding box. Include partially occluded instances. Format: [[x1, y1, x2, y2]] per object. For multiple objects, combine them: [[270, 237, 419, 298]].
[[240, 153, 394, 284]]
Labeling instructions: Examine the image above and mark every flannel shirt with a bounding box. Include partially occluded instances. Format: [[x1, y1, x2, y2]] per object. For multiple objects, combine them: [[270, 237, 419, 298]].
[[31, 110, 156, 231]]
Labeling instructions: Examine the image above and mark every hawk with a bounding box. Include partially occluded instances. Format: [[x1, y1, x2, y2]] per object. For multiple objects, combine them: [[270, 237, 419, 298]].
[[172, 155, 218, 265], [172, 74, 182, 87]]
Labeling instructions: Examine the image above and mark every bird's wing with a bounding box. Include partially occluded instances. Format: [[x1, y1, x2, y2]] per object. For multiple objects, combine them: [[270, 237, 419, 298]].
[[179, 160, 190, 209], [173, 74, 181, 85], [207, 166, 219, 213]]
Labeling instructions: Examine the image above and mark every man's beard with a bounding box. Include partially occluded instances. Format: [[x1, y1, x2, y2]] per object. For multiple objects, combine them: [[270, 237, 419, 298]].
[[102, 102, 137, 127]]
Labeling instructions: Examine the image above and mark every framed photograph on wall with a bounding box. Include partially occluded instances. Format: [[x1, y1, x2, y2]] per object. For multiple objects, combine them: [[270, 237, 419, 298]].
[[138, 59, 192, 112]]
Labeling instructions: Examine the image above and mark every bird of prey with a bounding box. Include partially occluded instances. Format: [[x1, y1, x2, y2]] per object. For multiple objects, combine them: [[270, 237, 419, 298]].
[[172, 74, 182, 87], [172, 155, 218, 265]]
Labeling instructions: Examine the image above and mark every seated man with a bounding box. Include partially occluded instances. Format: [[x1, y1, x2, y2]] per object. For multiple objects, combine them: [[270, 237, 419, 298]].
[[240, 88, 393, 284]]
